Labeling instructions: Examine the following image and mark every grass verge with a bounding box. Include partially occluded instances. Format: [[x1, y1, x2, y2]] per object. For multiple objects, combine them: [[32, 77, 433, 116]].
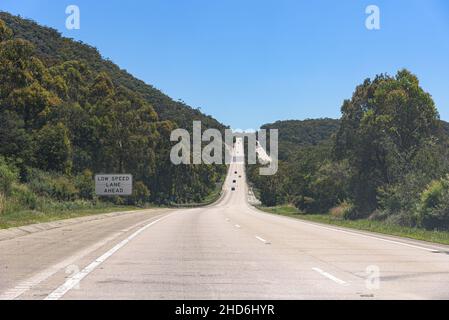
[[258, 205, 449, 246], [0, 204, 142, 230]]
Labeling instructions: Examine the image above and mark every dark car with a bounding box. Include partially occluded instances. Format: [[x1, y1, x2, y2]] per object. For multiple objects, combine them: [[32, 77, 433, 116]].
[[231, 187, 236, 191]]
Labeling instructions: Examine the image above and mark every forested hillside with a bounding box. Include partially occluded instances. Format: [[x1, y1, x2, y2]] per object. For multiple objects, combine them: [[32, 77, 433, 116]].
[[261, 118, 340, 160], [0, 12, 224, 131], [249, 70, 449, 230], [0, 13, 226, 220]]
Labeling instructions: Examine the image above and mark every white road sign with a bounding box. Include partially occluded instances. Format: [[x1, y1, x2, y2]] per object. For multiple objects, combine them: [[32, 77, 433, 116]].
[[95, 174, 133, 196]]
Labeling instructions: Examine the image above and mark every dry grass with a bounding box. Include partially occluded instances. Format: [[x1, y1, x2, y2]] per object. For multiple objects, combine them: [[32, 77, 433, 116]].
[[330, 201, 353, 219]]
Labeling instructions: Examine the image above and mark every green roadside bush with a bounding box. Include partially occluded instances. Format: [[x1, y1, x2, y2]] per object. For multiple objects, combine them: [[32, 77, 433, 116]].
[[418, 176, 449, 230], [0, 192, 5, 214], [375, 173, 431, 227], [52, 176, 78, 201], [11, 184, 39, 211], [131, 181, 150, 206], [26, 168, 79, 201], [26, 168, 55, 197], [0, 157, 18, 196], [75, 169, 94, 200]]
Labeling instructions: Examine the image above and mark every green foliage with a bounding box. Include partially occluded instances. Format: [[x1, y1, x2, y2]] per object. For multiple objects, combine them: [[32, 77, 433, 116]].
[[75, 170, 94, 200], [0, 110, 32, 163], [335, 70, 440, 215], [52, 176, 78, 201], [248, 70, 449, 232], [0, 14, 227, 208], [25, 168, 78, 201], [11, 184, 38, 210], [262, 118, 340, 160], [132, 181, 150, 206], [0, 12, 226, 132], [418, 176, 449, 230], [0, 192, 5, 215], [0, 19, 13, 42], [35, 123, 72, 173], [0, 157, 17, 196]]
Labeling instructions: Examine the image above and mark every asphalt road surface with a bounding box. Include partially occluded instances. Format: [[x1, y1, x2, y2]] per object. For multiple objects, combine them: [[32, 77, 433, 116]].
[[1, 138, 449, 300]]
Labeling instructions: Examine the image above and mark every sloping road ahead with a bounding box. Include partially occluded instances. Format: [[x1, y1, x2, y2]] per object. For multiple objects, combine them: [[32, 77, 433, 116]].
[[1, 138, 449, 300]]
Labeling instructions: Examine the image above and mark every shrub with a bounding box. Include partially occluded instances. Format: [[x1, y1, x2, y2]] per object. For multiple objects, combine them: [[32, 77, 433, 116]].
[[75, 169, 94, 200], [376, 173, 430, 226], [52, 176, 78, 201], [11, 184, 38, 210], [34, 123, 72, 174], [417, 176, 449, 230], [0, 157, 18, 196], [330, 200, 354, 219], [0, 192, 5, 214], [293, 196, 316, 213], [27, 168, 55, 197], [131, 181, 150, 206]]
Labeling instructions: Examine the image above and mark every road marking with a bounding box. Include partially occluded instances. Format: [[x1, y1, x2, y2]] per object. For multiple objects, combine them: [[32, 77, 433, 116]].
[[44, 215, 168, 300], [249, 206, 443, 253], [312, 268, 348, 286], [235, 224, 241, 228], [304, 223, 440, 253], [0, 214, 169, 300], [255, 236, 270, 244]]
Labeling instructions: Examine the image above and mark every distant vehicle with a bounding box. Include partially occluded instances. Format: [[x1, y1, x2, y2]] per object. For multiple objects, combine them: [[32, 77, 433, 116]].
[[239, 175, 242, 178], [234, 171, 238, 174], [231, 187, 236, 191], [233, 180, 236, 183]]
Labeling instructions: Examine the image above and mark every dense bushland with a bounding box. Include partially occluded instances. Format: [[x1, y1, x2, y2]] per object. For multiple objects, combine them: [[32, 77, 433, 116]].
[[249, 71, 449, 230], [0, 14, 226, 217]]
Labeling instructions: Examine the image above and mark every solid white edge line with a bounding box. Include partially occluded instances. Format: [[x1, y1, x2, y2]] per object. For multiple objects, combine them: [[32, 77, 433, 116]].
[[0, 213, 167, 300], [248, 205, 442, 253], [312, 267, 348, 286], [44, 216, 168, 300]]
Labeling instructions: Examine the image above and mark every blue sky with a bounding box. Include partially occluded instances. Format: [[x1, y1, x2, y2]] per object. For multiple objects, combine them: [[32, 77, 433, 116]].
[[1, 0, 448, 129]]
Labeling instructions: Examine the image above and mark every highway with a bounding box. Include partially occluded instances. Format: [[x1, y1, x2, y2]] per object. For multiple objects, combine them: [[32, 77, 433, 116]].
[[1, 138, 449, 300]]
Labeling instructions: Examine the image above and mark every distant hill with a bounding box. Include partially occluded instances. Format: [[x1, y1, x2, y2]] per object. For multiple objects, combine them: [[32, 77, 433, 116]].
[[0, 12, 226, 132], [262, 118, 340, 146], [263, 118, 449, 160], [261, 118, 340, 159], [440, 120, 449, 138]]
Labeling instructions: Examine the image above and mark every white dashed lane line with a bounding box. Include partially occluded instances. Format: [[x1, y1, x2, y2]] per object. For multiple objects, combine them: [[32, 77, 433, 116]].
[[312, 267, 349, 286], [255, 236, 270, 245]]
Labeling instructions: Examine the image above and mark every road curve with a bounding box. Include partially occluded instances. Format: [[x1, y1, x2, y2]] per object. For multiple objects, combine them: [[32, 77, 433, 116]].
[[1, 138, 449, 300]]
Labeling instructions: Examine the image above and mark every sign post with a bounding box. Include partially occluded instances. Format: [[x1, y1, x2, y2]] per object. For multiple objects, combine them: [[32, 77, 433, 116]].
[[95, 174, 133, 196]]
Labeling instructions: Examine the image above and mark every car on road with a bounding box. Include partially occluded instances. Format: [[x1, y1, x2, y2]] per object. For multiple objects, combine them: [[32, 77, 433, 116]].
[[231, 187, 236, 191], [233, 180, 236, 183]]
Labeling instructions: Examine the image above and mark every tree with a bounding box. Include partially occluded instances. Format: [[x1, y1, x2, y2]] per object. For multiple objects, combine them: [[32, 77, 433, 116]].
[[335, 70, 439, 215], [131, 181, 150, 206], [0, 19, 12, 42], [0, 110, 32, 163], [35, 123, 72, 174], [0, 157, 17, 196]]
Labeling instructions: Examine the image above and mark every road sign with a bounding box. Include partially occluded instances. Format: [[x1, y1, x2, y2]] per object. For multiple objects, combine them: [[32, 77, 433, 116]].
[[95, 174, 133, 196]]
